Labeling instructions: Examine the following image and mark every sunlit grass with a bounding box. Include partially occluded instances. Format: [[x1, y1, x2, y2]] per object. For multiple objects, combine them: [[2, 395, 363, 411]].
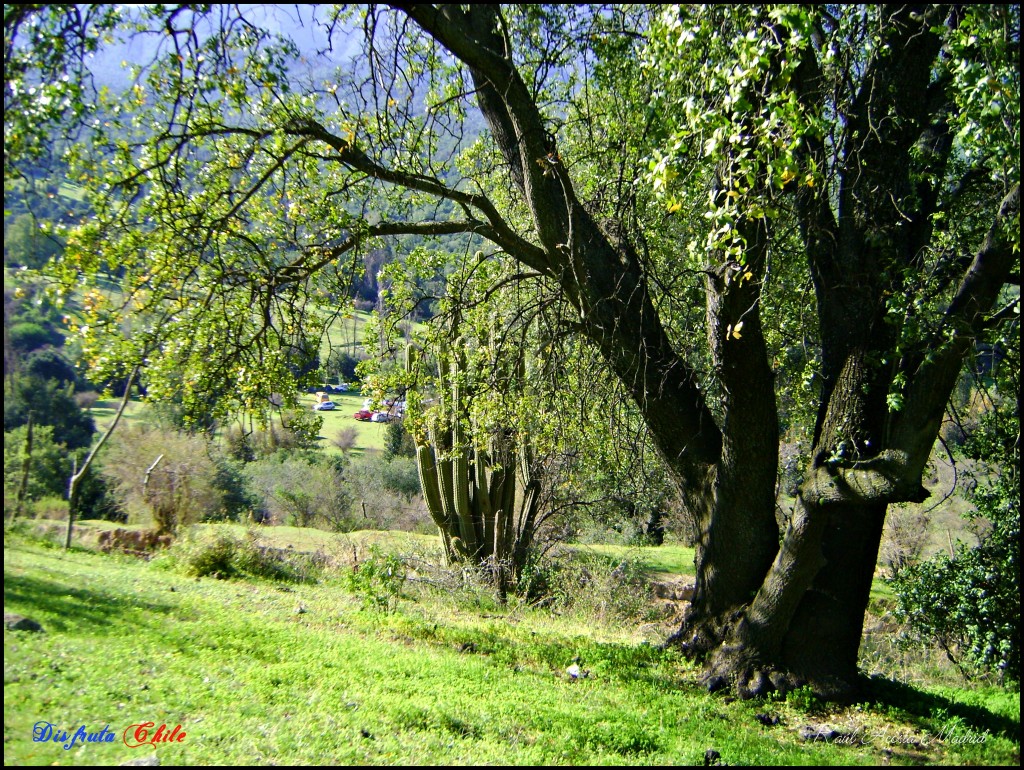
[[4, 533, 1017, 767]]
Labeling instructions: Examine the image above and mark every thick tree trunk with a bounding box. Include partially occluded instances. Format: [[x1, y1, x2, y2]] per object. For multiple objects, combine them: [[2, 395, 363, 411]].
[[402, 3, 1018, 701], [782, 499, 887, 688]]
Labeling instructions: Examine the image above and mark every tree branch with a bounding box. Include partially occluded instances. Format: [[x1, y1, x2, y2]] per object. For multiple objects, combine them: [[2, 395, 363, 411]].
[[289, 116, 550, 274], [65, 365, 139, 549], [803, 449, 929, 507]]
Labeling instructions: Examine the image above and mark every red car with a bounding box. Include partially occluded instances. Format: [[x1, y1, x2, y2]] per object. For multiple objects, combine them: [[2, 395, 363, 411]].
[[353, 409, 373, 421]]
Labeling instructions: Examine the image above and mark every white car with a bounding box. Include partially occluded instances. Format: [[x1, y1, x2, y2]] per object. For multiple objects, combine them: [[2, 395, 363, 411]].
[[314, 401, 336, 411]]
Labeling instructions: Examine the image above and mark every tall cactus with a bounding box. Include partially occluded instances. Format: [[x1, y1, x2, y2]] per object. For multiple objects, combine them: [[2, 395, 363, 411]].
[[408, 342, 540, 592]]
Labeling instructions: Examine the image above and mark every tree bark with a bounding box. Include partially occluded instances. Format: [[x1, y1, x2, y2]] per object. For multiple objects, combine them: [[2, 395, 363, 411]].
[[391, 4, 1017, 699]]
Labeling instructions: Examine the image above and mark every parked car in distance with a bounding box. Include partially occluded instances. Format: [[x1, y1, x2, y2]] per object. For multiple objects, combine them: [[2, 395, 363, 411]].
[[314, 401, 336, 411], [354, 409, 373, 421]]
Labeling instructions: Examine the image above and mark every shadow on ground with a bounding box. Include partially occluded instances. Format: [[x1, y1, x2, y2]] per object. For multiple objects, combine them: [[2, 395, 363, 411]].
[[865, 675, 1020, 741], [3, 571, 176, 635]]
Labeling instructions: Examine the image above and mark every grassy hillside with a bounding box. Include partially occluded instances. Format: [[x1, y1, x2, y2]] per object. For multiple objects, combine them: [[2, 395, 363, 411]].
[[4, 529, 1019, 766]]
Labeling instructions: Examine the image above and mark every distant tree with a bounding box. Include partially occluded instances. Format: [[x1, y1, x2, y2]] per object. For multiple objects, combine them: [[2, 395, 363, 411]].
[[7, 321, 62, 355], [4, 212, 63, 269], [4, 423, 68, 501], [4, 375, 95, 451], [326, 349, 364, 385], [23, 347, 78, 387], [3, 422, 118, 519], [382, 419, 416, 461]]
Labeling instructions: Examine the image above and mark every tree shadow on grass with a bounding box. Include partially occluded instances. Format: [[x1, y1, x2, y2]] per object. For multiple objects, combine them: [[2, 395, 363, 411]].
[[3, 572, 176, 635], [864, 675, 1020, 742]]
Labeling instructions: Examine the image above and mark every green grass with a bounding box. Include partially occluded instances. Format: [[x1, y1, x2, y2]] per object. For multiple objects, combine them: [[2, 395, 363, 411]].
[[577, 541, 697, 579], [4, 533, 1018, 766], [318, 309, 373, 360], [86, 398, 147, 434], [307, 392, 391, 455]]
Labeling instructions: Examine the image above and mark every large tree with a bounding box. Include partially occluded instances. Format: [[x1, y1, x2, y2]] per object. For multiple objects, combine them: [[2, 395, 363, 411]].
[[5, 4, 1019, 698]]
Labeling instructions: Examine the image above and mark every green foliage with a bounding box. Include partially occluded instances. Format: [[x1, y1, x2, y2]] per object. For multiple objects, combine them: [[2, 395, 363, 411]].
[[160, 527, 322, 583], [3, 374, 95, 450], [209, 457, 262, 522], [378, 456, 422, 499], [342, 546, 407, 612], [891, 344, 1020, 683], [222, 409, 324, 461], [785, 684, 827, 715], [4, 5, 123, 170], [242, 450, 353, 531]]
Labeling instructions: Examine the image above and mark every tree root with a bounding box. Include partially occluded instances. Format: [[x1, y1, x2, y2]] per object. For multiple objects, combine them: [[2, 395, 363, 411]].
[[668, 608, 860, 701]]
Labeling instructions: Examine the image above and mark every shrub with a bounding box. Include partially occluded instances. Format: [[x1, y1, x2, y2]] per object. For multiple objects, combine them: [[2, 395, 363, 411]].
[[379, 456, 421, 500], [890, 469, 1019, 683], [518, 549, 659, 624], [345, 455, 432, 532], [333, 426, 359, 454], [342, 546, 407, 612], [243, 451, 354, 531], [100, 424, 229, 534], [29, 495, 69, 521], [163, 528, 323, 583], [890, 352, 1019, 684]]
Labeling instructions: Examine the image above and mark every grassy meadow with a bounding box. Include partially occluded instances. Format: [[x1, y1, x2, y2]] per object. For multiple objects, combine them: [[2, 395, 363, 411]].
[[3, 524, 1020, 767], [88, 389, 393, 457]]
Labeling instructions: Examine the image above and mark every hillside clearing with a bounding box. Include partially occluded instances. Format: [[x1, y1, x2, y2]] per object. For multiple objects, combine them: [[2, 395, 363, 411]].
[[4, 532, 1018, 766]]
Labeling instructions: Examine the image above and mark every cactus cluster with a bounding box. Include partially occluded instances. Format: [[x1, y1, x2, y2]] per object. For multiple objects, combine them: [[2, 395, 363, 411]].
[[408, 342, 540, 594]]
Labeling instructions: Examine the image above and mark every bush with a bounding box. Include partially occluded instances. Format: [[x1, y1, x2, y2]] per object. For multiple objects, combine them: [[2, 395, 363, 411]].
[[890, 469, 1019, 683], [345, 455, 431, 532], [243, 451, 354, 531], [342, 546, 407, 612], [333, 426, 359, 453], [163, 528, 323, 583], [379, 456, 421, 500], [100, 424, 232, 534], [890, 355, 1019, 684], [518, 549, 660, 624]]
